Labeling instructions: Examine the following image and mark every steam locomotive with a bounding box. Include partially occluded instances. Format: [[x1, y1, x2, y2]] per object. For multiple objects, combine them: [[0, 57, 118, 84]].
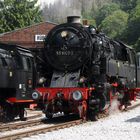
[[0, 43, 34, 121], [32, 16, 140, 120]]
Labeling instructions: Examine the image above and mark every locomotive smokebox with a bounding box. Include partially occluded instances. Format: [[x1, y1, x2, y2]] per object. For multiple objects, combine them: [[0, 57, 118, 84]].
[[67, 16, 81, 23]]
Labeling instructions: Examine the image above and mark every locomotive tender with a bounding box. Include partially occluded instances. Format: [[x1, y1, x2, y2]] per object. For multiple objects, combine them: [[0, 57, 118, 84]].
[[0, 43, 34, 121], [33, 16, 140, 120]]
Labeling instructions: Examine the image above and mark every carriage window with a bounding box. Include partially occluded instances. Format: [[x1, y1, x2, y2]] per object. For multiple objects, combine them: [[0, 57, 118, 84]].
[[0, 58, 2, 66], [1, 57, 8, 67], [22, 56, 28, 70], [22, 56, 32, 71], [137, 54, 140, 66], [0, 58, 3, 66], [14, 56, 23, 69], [26, 57, 32, 70], [130, 51, 135, 64]]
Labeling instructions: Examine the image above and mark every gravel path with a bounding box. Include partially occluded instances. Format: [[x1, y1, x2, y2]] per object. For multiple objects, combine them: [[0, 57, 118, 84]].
[[22, 101, 140, 140]]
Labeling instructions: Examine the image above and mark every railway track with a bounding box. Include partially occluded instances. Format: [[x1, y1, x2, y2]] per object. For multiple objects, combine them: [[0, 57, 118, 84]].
[[0, 119, 84, 140], [124, 101, 140, 111], [0, 100, 140, 140], [0, 119, 43, 132], [0, 113, 42, 126]]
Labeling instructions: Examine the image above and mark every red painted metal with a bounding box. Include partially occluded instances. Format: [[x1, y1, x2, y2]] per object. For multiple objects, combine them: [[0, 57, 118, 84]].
[[81, 100, 87, 120], [35, 86, 139, 119], [35, 87, 95, 119], [112, 82, 118, 87], [35, 87, 92, 101], [127, 88, 140, 101], [7, 97, 33, 103]]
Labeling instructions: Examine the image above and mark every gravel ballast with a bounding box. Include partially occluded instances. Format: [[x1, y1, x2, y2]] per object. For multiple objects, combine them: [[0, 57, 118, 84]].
[[22, 101, 140, 140]]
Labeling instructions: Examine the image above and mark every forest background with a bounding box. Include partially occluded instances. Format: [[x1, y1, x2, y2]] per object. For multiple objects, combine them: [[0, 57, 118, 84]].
[[0, 0, 140, 51]]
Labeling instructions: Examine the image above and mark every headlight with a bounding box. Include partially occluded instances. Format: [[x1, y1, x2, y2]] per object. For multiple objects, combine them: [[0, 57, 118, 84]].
[[79, 76, 86, 83], [38, 77, 46, 84], [72, 90, 82, 101], [61, 31, 68, 38], [32, 91, 40, 100]]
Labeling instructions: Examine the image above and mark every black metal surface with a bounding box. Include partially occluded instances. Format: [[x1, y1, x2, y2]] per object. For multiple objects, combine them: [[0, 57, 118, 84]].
[[32, 18, 140, 120], [0, 43, 34, 100], [50, 70, 80, 87], [44, 23, 92, 71]]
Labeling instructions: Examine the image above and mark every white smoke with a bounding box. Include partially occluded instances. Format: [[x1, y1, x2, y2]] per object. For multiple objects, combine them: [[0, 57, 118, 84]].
[[109, 99, 120, 114]]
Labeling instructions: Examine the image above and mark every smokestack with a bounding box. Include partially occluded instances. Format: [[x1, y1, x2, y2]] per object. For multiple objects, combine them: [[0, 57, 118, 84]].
[[83, 20, 89, 26], [67, 16, 81, 23]]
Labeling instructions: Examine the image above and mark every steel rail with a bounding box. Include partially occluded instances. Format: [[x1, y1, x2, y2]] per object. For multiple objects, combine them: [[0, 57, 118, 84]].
[[0, 119, 43, 132], [0, 119, 84, 140], [0, 100, 140, 140], [0, 113, 42, 124]]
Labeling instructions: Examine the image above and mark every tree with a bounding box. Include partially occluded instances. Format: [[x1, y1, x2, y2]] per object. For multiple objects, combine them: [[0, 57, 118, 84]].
[[112, 0, 137, 12], [134, 38, 140, 51], [0, 0, 43, 33], [126, 3, 140, 44], [40, 0, 140, 51], [95, 3, 120, 25], [42, 0, 67, 23], [100, 10, 128, 38]]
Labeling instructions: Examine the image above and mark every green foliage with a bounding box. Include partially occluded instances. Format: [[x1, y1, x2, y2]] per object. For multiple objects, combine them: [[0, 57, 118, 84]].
[[0, 0, 43, 33], [134, 38, 140, 51], [112, 0, 137, 12], [100, 10, 128, 38], [82, 11, 96, 26], [95, 3, 120, 25], [42, 0, 140, 51], [0, 0, 140, 51], [125, 2, 140, 51], [89, 0, 140, 50]]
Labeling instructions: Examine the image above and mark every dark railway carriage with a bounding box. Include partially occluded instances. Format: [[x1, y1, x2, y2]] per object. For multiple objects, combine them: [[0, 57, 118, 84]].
[[32, 16, 140, 120], [0, 43, 34, 121]]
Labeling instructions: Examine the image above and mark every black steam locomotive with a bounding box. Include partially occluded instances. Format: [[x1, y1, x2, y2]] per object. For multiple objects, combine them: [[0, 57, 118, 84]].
[[33, 16, 140, 120], [0, 43, 34, 121]]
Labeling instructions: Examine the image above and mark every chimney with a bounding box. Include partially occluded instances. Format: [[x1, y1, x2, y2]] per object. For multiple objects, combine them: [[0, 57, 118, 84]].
[[67, 16, 81, 24], [83, 20, 89, 26]]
